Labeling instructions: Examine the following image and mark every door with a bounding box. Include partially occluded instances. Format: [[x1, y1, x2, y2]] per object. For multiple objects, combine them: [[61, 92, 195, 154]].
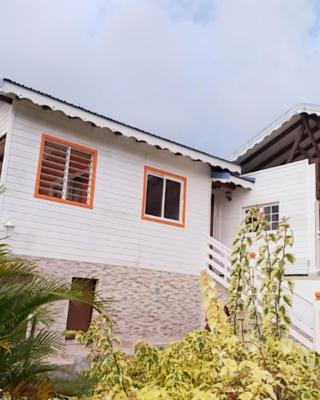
[[66, 278, 96, 334]]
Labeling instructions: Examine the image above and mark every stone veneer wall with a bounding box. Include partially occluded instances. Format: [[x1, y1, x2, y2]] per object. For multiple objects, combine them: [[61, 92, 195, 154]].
[[29, 257, 203, 346]]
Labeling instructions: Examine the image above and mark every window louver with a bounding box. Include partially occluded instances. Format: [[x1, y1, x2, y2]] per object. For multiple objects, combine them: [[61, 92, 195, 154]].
[[35, 135, 97, 208]]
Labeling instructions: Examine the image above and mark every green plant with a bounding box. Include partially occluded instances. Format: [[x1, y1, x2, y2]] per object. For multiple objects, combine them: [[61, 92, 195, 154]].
[[228, 208, 265, 339], [258, 218, 295, 339], [0, 242, 110, 399], [70, 209, 320, 400], [52, 375, 97, 397], [68, 315, 132, 400], [228, 208, 295, 342]]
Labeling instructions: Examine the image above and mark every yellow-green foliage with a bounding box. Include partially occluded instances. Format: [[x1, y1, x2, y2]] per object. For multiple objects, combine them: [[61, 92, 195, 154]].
[[71, 211, 320, 399], [74, 309, 320, 400], [199, 271, 230, 336]]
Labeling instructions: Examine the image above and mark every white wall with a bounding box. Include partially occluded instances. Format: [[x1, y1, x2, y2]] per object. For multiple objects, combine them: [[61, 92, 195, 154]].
[[0, 101, 212, 275], [0, 100, 11, 137], [214, 160, 316, 274]]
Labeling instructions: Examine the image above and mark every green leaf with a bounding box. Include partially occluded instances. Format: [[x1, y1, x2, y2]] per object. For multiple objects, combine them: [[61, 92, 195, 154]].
[[284, 253, 295, 264]]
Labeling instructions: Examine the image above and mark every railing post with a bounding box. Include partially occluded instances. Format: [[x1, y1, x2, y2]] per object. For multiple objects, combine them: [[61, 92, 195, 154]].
[[313, 294, 320, 352]]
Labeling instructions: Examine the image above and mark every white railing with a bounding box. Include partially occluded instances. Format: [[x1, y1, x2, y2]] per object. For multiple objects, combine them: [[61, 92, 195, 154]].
[[207, 236, 318, 351]]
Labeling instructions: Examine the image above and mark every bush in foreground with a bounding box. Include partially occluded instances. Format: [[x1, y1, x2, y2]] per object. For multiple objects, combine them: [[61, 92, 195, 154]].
[[0, 243, 109, 400], [70, 210, 320, 399]]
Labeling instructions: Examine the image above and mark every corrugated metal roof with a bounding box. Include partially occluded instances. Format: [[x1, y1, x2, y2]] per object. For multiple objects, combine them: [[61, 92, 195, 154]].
[[0, 78, 240, 173], [211, 170, 254, 189], [234, 103, 320, 163]]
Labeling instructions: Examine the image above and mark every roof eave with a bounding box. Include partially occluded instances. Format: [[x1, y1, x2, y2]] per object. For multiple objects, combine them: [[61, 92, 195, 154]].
[[0, 79, 240, 173], [233, 103, 320, 164]]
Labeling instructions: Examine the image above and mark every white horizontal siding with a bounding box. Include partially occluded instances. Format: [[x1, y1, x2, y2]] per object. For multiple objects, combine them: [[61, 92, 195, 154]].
[[214, 160, 316, 273], [0, 101, 11, 137], [1, 102, 211, 274]]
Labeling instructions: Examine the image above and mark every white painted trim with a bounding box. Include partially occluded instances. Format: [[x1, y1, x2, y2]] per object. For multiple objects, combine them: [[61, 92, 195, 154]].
[[62, 146, 71, 200], [0, 100, 15, 186], [0, 81, 240, 173], [0, 100, 16, 218], [307, 163, 317, 272]]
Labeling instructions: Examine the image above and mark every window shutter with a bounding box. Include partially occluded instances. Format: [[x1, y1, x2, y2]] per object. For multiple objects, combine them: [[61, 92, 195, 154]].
[[66, 148, 92, 204], [39, 139, 68, 199], [36, 136, 97, 207]]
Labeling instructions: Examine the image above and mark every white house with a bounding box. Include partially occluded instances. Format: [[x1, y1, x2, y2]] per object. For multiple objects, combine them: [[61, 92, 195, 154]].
[[0, 79, 320, 351], [214, 105, 320, 277]]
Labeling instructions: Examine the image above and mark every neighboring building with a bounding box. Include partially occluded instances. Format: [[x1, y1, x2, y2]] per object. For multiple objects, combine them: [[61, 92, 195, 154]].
[[216, 105, 320, 277], [0, 79, 320, 350]]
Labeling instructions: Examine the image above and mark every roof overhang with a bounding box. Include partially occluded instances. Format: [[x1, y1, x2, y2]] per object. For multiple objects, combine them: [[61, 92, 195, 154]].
[[234, 104, 320, 173], [212, 170, 255, 190], [0, 78, 240, 174]]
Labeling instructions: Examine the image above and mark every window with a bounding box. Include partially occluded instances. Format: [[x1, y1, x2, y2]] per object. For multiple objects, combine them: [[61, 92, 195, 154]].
[[142, 166, 186, 227], [244, 203, 280, 231], [264, 204, 280, 231], [35, 135, 97, 208]]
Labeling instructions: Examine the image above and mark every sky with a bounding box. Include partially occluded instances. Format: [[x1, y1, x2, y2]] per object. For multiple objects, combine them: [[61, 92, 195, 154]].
[[1, 0, 320, 159]]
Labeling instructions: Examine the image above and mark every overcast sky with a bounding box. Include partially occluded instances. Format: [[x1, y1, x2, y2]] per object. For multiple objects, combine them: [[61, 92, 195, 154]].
[[1, 0, 320, 159]]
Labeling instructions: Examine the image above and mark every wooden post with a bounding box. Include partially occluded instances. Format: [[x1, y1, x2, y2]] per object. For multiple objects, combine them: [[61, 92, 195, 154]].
[[302, 114, 320, 158], [287, 125, 304, 163]]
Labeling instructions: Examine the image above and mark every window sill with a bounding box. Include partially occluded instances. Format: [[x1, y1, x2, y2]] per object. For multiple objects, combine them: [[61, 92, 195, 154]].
[[142, 214, 185, 228], [34, 193, 93, 209]]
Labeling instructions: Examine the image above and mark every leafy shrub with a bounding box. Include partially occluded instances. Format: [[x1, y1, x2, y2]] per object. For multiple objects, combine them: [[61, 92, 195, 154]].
[[3, 210, 320, 399], [52, 375, 97, 397], [71, 210, 320, 399]]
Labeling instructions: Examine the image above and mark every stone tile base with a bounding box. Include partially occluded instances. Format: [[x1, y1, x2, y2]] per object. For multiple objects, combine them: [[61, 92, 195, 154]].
[[28, 256, 203, 346]]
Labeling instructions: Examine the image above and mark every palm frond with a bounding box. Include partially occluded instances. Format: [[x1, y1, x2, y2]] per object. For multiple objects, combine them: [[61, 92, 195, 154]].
[[0, 240, 112, 393]]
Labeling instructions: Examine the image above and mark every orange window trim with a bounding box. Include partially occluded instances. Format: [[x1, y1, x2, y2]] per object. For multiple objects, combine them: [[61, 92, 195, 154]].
[[34, 134, 98, 209], [141, 165, 187, 228]]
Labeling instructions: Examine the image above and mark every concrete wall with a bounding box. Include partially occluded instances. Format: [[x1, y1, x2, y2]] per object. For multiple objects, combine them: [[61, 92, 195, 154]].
[[31, 256, 203, 347]]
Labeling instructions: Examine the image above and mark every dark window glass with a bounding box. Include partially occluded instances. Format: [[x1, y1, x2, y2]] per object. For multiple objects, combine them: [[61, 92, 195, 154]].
[[0, 135, 6, 178], [264, 204, 279, 231], [164, 179, 181, 221], [145, 175, 163, 217]]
